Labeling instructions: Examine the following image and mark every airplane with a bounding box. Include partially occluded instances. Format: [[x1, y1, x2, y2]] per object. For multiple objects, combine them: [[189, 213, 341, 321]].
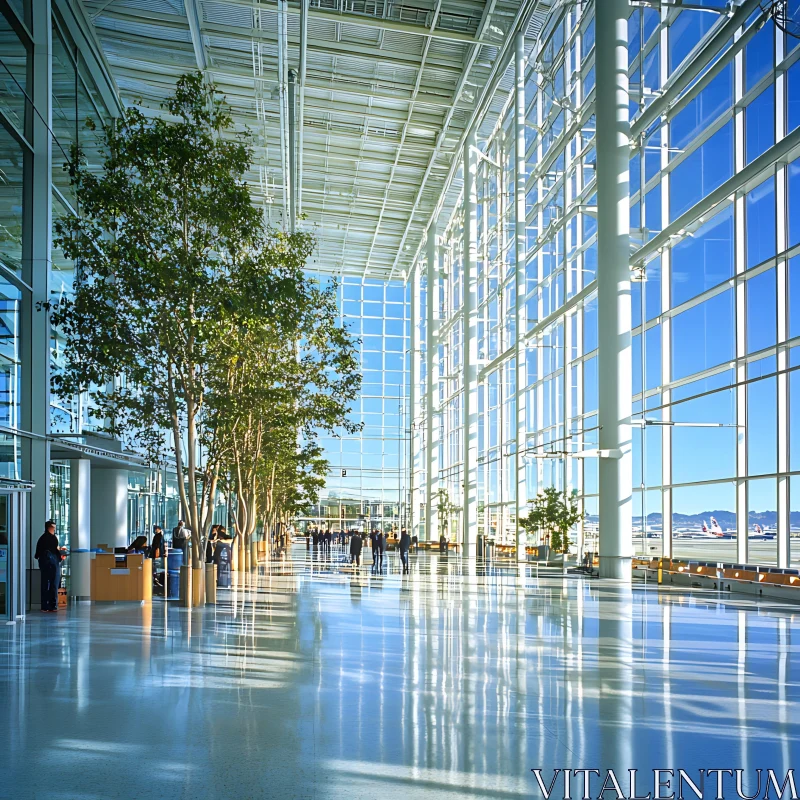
[[750, 523, 776, 540], [700, 517, 735, 539]]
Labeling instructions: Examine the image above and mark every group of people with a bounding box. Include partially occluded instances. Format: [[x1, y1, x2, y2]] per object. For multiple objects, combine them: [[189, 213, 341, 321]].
[[33, 516, 239, 612], [306, 527, 414, 575]]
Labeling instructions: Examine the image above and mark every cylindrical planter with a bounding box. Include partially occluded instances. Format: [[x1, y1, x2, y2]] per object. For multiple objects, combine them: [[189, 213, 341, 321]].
[[205, 563, 217, 604], [192, 566, 205, 607], [231, 538, 239, 571], [244, 541, 251, 571], [179, 565, 192, 608]]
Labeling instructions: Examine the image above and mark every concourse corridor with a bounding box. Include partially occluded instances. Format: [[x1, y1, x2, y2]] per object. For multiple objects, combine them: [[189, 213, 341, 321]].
[[2, 545, 800, 799]]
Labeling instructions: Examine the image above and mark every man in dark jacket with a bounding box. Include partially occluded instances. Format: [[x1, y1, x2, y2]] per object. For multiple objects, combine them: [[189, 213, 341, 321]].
[[34, 520, 63, 612], [376, 530, 387, 572], [369, 529, 379, 571], [349, 531, 363, 568], [399, 529, 411, 574]]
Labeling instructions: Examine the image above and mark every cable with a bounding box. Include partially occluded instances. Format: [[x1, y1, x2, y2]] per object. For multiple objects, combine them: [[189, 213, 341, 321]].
[[761, 0, 800, 39]]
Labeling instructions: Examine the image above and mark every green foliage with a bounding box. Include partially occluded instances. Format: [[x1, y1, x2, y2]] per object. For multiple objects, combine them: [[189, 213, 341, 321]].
[[435, 488, 459, 538], [49, 73, 361, 568], [519, 487, 583, 555]]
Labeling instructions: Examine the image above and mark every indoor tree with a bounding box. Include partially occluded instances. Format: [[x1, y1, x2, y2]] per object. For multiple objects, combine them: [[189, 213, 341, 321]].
[[435, 487, 459, 542], [49, 73, 356, 576]]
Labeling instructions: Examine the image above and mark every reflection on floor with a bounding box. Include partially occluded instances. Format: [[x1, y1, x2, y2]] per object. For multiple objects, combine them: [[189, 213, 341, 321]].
[[2, 545, 800, 799]]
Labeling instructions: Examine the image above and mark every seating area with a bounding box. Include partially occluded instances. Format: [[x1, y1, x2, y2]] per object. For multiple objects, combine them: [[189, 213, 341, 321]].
[[635, 558, 800, 600]]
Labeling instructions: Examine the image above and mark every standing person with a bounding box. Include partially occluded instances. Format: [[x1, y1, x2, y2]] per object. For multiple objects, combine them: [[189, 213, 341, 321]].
[[439, 532, 448, 556], [150, 526, 166, 559], [34, 520, 64, 613], [399, 528, 411, 575], [377, 529, 387, 572], [172, 520, 189, 562], [349, 531, 362, 568], [370, 529, 379, 572], [206, 525, 219, 563]]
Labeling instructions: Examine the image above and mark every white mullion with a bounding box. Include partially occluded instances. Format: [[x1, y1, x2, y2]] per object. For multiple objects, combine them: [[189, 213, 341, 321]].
[[735, 28, 749, 564], [660, 5, 672, 560], [776, 23, 790, 567]]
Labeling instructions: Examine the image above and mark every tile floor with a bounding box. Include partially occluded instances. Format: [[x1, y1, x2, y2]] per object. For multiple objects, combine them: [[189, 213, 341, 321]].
[[2, 546, 799, 799]]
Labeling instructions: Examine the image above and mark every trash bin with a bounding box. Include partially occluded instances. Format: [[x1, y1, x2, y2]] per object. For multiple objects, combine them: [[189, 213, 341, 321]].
[[166, 548, 183, 600], [214, 542, 232, 588]]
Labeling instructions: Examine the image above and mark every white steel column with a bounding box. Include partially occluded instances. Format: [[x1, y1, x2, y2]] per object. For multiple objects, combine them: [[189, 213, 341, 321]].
[[514, 31, 527, 562], [425, 222, 439, 542], [734, 24, 748, 565], [463, 130, 479, 558], [659, 6, 673, 561], [410, 262, 422, 542], [596, 0, 633, 580], [776, 19, 789, 568]]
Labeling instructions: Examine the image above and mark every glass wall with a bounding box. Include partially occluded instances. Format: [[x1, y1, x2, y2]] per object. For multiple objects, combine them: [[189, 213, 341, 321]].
[[49, 8, 112, 435], [299, 275, 409, 534], [415, 1, 800, 567]]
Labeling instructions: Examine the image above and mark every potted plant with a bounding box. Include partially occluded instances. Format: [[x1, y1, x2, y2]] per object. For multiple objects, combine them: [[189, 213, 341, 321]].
[[519, 488, 583, 570], [435, 488, 459, 552], [545, 488, 583, 573]]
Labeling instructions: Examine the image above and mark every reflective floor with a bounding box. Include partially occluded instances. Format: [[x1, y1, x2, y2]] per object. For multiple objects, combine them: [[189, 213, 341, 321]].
[[2, 545, 800, 799]]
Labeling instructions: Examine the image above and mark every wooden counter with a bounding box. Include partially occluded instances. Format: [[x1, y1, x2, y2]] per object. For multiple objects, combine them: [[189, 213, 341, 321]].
[[91, 553, 152, 602]]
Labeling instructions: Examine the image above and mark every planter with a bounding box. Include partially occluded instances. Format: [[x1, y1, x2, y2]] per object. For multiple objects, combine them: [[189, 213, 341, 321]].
[[191, 566, 205, 607], [179, 565, 192, 608], [205, 563, 217, 604]]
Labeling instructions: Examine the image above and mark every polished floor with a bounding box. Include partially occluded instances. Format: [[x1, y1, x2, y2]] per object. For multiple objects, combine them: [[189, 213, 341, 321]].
[[2, 545, 800, 799]]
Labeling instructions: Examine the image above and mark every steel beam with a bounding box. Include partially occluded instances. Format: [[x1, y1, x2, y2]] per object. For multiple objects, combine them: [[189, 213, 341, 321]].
[[211, 0, 485, 44], [462, 129, 479, 559], [184, 0, 208, 71], [596, 0, 633, 581], [410, 261, 422, 542], [399, 0, 546, 282], [514, 30, 526, 563], [298, 0, 308, 216], [425, 220, 439, 542]]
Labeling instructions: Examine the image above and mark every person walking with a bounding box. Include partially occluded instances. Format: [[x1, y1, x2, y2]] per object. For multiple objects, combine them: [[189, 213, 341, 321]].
[[439, 533, 448, 556], [399, 528, 411, 575], [34, 520, 64, 613], [370, 529, 379, 572], [349, 531, 362, 568]]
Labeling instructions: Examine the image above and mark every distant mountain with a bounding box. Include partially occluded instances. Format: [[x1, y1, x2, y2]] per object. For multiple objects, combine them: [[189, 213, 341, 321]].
[[586, 510, 800, 527]]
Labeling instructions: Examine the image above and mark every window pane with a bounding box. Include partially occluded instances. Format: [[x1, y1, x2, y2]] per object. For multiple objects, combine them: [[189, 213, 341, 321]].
[[671, 206, 734, 306], [0, 11, 27, 133], [0, 125, 23, 275], [745, 86, 774, 165], [670, 122, 733, 220], [748, 477, 777, 567], [746, 267, 776, 354], [746, 177, 776, 269], [748, 376, 777, 476], [672, 290, 735, 381], [672, 482, 737, 563]]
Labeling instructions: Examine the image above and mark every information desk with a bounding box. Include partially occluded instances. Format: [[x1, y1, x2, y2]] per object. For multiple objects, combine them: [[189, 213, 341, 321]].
[[91, 553, 152, 603]]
